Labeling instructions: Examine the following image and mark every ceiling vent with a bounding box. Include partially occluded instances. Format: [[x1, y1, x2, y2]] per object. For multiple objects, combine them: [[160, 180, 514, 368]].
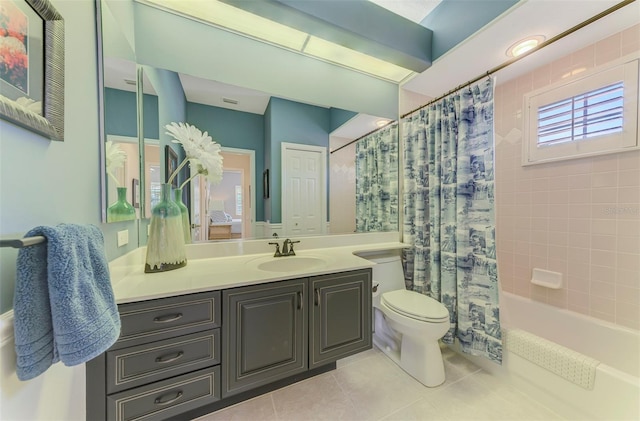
[[222, 97, 239, 105]]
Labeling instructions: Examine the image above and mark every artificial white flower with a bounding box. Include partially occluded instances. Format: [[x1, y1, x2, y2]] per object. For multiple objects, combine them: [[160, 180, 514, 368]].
[[105, 140, 126, 186], [164, 122, 224, 188]]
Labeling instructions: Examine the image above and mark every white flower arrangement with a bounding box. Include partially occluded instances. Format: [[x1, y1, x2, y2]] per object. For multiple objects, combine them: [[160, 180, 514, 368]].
[[105, 140, 126, 186], [165, 122, 224, 189]]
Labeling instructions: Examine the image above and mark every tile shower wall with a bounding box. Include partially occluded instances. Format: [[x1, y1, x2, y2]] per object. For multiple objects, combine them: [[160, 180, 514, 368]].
[[494, 24, 640, 330]]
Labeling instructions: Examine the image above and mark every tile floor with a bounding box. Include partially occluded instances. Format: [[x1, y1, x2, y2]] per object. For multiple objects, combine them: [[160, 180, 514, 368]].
[[195, 346, 563, 421]]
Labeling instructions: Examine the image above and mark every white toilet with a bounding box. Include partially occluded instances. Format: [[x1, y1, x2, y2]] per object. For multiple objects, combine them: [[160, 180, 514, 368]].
[[361, 251, 450, 387]]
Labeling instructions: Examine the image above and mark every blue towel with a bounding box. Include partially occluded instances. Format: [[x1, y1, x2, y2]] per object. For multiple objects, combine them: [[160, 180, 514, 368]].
[[13, 224, 121, 381]]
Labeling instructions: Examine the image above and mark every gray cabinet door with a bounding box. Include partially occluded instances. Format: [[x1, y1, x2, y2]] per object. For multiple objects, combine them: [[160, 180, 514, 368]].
[[309, 269, 372, 369], [223, 279, 308, 397]]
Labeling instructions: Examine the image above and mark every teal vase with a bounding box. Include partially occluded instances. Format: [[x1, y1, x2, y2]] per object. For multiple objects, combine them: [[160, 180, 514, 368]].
[[174, 188, 192, 244], [107, 187, 136, 222], [145, 183, 187, 273]]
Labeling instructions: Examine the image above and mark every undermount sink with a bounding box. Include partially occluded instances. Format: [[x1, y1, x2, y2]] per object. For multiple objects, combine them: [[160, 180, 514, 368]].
[[253, 256, 328, 272]]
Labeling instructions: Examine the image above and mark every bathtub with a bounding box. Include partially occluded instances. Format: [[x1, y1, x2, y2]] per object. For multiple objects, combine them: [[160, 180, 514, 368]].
[[455, 292, 640, 420]]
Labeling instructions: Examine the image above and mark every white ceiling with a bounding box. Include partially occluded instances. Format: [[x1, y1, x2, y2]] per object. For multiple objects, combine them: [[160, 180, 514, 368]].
[[179, 73, 271, 115], [402, 0, 640, 101], [105, 0, 640, 141]]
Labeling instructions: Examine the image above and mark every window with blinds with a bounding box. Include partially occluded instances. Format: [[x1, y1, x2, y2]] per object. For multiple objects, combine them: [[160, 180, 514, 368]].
[[537, 82, 623, 146], [523, 56, 638, 165]]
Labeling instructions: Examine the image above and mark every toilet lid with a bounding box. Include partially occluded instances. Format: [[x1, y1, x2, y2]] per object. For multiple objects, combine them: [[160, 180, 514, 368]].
[[381, 290, 449, 322]]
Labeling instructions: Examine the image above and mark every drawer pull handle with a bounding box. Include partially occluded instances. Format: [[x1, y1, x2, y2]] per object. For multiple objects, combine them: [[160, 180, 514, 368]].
[[154, 390, 183, 406], [314, 289, 320, 306], [153, 313, 183, 323], [297, 291, 303, 310], [155, 351, 184, 364]]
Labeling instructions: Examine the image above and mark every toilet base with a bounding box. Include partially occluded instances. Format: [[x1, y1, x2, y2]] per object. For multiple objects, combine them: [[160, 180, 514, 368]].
[[400, 336, 446, 387], [373, 334, 446, 387]]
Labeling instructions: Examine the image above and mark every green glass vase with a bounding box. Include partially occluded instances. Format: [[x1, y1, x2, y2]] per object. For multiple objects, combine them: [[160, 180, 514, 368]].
[[107, 187, 136, 222], [174, 188, 192, 244], [145, 183, 187, 273]]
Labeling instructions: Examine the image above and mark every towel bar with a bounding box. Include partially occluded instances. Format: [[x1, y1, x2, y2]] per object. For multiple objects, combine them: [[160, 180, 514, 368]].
[[0, 236, 46, 248]]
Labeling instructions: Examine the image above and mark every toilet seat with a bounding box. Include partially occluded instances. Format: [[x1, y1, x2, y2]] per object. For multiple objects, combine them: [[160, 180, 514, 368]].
[[381, 290, 448, 323]]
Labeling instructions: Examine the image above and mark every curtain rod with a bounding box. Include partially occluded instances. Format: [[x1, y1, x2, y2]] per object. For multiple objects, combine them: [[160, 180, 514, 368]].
[[401, 0, 636, 118], [330, 121, 398, 155]]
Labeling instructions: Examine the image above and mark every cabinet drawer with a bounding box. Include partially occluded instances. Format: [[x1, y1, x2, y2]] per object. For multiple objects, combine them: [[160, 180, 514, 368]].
[[107, 330, 220, 394], [107, 366, 220, 421], [116, 291, 220, 349]]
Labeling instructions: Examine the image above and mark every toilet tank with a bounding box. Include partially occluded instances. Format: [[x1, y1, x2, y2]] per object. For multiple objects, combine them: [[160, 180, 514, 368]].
[[357, 250, 406, 294]]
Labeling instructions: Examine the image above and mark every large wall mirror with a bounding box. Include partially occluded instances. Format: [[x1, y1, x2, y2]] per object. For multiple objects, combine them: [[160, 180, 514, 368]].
[[97, 0, 401, 244]]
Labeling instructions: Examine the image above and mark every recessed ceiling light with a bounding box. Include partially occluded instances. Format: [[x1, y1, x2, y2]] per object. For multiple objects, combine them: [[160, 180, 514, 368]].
[[376, 119, 390, 127], [506, 36, 545, 58]]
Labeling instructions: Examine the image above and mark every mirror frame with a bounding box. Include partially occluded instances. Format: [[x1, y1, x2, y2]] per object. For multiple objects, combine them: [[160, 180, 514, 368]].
[[96, 0, 107, 222]]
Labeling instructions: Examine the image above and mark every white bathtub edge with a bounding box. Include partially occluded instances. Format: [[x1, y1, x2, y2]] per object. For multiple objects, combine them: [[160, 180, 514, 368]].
[[448, 340, 640, 421]]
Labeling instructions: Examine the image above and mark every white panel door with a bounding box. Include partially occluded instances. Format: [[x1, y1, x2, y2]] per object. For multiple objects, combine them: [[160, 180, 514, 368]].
[[282, 144, 326, 236]]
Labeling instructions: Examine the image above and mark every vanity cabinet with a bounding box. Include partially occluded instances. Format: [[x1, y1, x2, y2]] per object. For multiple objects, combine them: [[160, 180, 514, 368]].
[[87, 268, 371, 420], [222, 279, 307, 397]]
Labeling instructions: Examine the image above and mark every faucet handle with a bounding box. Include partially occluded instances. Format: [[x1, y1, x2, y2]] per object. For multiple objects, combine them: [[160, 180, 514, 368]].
[[288, 240, 300, 255], [268, 242, 281, 257]]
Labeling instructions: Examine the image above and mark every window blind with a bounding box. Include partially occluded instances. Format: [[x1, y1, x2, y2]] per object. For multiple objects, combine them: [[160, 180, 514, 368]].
[[537, 82, 624, 146]]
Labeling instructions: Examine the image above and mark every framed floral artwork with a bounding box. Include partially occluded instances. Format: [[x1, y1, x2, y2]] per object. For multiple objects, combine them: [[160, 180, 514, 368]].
[[0, 0, 64, 141]]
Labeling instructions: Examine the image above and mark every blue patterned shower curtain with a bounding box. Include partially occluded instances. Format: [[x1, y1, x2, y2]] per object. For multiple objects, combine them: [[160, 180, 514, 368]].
[[355, 122, 399, 232], [402, 78, 502, 363]]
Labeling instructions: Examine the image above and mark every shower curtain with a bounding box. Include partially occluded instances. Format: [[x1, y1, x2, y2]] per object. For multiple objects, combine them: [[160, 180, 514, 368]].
[[355, 122, 399, 232], [402, 78, 502, 363]]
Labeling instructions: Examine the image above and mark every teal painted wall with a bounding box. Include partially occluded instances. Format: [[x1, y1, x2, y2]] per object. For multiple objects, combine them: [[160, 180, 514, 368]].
[[330, 108, 358, 132], [187, 103, 265, 221], [104, 89, 159, 139], [421, 0, 519, 60], [105, 88, 137, 136], [143, 94, 159, 139], [0, 0, 137, 313], [267, 97, 331, 223], [143, 66, 186, 182]]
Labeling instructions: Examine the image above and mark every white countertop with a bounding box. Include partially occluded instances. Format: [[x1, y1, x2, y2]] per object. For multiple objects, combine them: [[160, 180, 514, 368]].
[[109, 233, 409, 304]]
